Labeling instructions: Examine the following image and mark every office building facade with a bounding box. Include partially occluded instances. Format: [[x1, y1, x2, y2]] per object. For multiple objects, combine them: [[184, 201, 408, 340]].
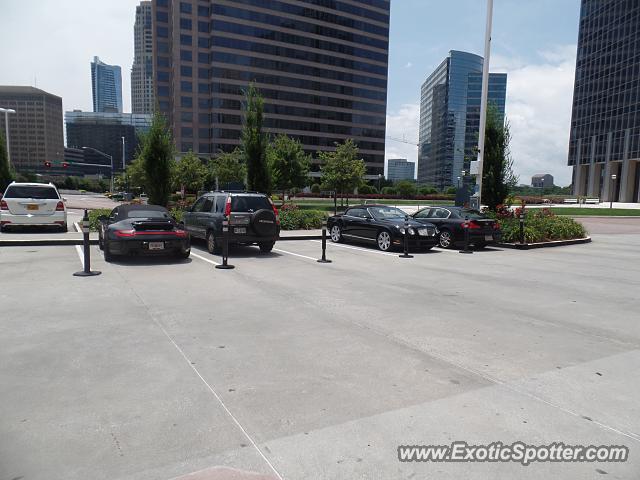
[[417, 51, 507, 190], [531, 173, 554, 189], [65, 111, 152, 173], [91, 56, 123, 113], [568, 0, 640, 202], [132, 2, 155, 114], [0, 86, 64, 173], [387, 158, 415, 182], [152, 0, 389, 177]]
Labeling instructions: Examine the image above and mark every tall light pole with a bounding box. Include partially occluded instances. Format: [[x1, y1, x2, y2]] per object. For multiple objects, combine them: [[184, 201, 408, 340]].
[[121, 136, 126, 169], [82, 146, 114, 193], [474, 0, 494, 209], [0, 108, 17, 167]]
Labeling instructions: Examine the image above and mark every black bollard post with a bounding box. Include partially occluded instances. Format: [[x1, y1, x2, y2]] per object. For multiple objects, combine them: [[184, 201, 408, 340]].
[[399, 215, 414, 258], [215, 216, 235, 270], [519, 212, 525, 245], [74, 209, 101, 276], [459, 215, 473, 254], [317, 220, 332, 263]]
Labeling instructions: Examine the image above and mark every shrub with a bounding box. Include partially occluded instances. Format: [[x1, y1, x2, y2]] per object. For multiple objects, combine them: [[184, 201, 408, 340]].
[[498, 210, 587, 243], [396, 180, 417, 198], [170, 208, 184, 223], [279, 204, 327, 230], [419, 185, 438, 195], [445, 186, 457, 195], [359, 184, 375, 195], [381, 186, 397, 195], [310, 183, 321, 194], [88, 208, 112, 231]]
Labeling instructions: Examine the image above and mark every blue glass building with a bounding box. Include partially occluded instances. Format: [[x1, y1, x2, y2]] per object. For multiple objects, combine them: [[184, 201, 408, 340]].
[[417, 51, 507, 189], [91, 56, 123, 113]]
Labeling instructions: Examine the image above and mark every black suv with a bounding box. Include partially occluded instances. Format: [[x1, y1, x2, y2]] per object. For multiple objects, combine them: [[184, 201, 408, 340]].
[[182, 191, 280, 253]]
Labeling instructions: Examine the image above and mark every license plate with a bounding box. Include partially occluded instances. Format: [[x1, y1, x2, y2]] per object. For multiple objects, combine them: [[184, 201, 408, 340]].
[[148, 242, 164, 250], [418, 228, 429, 236], [27, 204, 39, 211], [234, 227, 246, 234], [485, 234, 493, 241]]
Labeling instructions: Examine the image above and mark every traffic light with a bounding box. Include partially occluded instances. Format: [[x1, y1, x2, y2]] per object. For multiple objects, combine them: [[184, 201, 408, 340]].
[[44, 161, 52, 168]]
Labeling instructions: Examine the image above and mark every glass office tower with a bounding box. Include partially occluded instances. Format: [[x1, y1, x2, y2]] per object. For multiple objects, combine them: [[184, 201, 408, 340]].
[[417, 51, 506, 189], [568, 1, 640, 202], [152, 0, 389, 177], [131, 2, 155, 114], [91, 56, 123, 114]]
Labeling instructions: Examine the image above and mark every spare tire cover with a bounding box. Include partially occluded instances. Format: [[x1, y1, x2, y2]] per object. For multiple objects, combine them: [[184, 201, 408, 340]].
[[251, 209, 277, 236]]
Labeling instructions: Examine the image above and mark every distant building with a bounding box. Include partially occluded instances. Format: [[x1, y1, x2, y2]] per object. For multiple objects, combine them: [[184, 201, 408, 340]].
[[91, 56, 123, 113], [65, 111, 152, 173], [531, 174, 554, 188], [60, 147, 112, 178], [387, 159, 415, 182], [568, 1, 640, 202], [131, 2, 154, 114], [152, 0, 389, 178], [0, 86, 64, 173], [418, 50, 507, 190]]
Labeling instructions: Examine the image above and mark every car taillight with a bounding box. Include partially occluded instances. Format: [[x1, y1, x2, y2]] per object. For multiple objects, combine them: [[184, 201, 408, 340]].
[[55, 201, 64, 211], [224, 196, 231, 217], [462, 220, 481, 229], [174, 229, 188, 238], [268, 198, 280, 225], [114, 229, 136, 237], [0, 200, 8, 210]]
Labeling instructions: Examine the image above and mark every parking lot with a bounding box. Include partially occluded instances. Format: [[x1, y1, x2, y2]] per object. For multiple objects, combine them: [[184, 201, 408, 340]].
[[1, 220, 640, 479]]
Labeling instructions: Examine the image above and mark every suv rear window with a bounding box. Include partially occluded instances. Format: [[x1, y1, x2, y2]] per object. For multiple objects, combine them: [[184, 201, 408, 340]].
[[231, 195, 271, 212], [4, 185, 59, 199]]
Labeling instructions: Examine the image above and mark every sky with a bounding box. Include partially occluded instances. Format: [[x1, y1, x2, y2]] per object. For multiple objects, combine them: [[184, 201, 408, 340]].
[[0, 0, 581, 185]]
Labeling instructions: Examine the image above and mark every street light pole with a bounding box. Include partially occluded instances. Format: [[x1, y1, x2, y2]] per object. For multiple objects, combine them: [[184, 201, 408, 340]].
[[0, 108, 17, 167], [121, 136, 126, 170], [82, 146, 114, 193], [474, 0, 494, 209]]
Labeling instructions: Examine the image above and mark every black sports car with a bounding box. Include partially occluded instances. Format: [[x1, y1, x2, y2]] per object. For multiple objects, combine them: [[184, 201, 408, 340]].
[[97, 205, 190, 262], [411, 206, 501, 249], [327, 204, 438, 252]]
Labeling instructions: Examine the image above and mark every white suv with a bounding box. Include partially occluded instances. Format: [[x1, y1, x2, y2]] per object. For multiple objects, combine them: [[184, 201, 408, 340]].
[[0, 182, 67, 232]]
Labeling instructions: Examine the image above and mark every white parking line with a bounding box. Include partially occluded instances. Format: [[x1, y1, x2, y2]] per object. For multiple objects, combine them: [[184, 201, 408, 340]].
[[190, 251, 221, 266], [273, 247, 319, 261], [310, 240, 398, 257], [74, 245, 84, 268], [74, 222, 81, 232]]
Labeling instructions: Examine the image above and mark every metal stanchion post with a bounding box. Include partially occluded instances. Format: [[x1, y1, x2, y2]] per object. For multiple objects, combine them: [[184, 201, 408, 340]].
[[215, 216, 235, 270], [317, 220, 332, 263], [519, 212, 525, 245], [459, 215, 473, 254], [399, 215, 413, 258], [74, 209, 101, 276]]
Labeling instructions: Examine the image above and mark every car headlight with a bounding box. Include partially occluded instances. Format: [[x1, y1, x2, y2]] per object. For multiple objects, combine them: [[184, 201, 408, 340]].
[[435, 227, 439, 234], [399, 227, 405, 234], [408, 227, 415, 235]]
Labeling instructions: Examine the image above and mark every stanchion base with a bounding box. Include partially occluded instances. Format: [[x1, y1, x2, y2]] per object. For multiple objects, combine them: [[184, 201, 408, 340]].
[[215, 264, 235, 269], [458, 250, 473, 254], [399, 254, 414, 258], [73, 270, 102, 277], [317, 259, 332, 263]]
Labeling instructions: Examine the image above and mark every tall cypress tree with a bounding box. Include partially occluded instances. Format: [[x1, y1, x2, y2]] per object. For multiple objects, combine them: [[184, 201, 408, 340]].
[[141, 111, 174, 206], [241, 83, 271, 194], [482, 105, 517, 210]]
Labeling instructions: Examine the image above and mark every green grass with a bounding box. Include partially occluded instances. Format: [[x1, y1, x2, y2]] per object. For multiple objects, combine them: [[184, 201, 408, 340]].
[[548, 208, 640, 216]]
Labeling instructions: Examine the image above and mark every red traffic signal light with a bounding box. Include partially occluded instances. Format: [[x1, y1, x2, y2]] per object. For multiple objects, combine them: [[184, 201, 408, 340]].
[[44, 161, 52, 167]]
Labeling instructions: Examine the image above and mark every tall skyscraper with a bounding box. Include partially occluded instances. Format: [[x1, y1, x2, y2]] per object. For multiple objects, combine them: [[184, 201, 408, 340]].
[[387, 158, 415, 182], [152, 0, 389, 177], [91, 56, 123, 113], [131, 2, 154, 114], [0, 86, 64, 173], [417, 51, 507, 189], [568, 1, 640, 202]]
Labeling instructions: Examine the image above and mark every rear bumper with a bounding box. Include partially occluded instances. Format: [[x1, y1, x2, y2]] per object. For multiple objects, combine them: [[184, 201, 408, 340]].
[[0, 211, 67, 226], [226, 226, 280, 245], [467, 232, 502, 244], [108, 238, 190, 255]]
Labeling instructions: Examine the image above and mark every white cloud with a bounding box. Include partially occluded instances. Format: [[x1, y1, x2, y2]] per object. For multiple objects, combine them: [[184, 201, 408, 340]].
[[493, 45, 577, 186], [404, 62, 413, 69], [385, 103, 419, 177]]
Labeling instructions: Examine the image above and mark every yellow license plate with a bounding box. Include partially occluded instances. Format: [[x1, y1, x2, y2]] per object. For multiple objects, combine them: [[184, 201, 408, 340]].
[[27, 204, 39, 211]]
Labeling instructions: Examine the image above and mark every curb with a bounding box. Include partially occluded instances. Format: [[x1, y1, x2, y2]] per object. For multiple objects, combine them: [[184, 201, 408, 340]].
[[0, 239, 99, 246], [497, 237, 591, 250]]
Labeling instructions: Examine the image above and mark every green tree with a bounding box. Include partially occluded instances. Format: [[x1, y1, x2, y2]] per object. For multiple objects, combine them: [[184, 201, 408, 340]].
[[139, 112, 174, 206], [395, 180, 417, 198], [126, 155, 147, 191], [319, 139, 366, 206], [175, 151, 207, 194], [267, 134, 310, 204], [211, 148, 246, 189], [0, 132, 14, 191], [241, 83, 270, 193], [482, 105, 518, 210]]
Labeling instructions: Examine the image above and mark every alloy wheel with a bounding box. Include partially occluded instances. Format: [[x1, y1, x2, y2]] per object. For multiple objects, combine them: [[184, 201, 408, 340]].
[[377, 231, 391, 251]]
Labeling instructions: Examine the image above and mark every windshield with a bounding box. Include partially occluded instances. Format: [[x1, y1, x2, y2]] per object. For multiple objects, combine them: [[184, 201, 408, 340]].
[[457, 209, 486, 220], [125, 210, 171, 219], [4, 186, 59, 199], [369, 206, 406, 220], [231, 196, 271, 212]]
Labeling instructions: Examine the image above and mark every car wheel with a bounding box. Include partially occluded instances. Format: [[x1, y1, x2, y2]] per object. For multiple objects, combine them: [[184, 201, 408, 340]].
[[103, 241, 114, 262], [438, 229, 453, 249], [177, 248, 191, 259], [206, 230, 222, 254], [330, 224, 342, 242], [259, 241, 274, 253], [376, 230, 392, 251]]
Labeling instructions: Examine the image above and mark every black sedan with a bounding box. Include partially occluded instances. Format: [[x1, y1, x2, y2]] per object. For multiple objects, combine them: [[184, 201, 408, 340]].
[[97, 205, 190, 262], [411, 206, 501, 249], [327, 204, 439, 252]]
